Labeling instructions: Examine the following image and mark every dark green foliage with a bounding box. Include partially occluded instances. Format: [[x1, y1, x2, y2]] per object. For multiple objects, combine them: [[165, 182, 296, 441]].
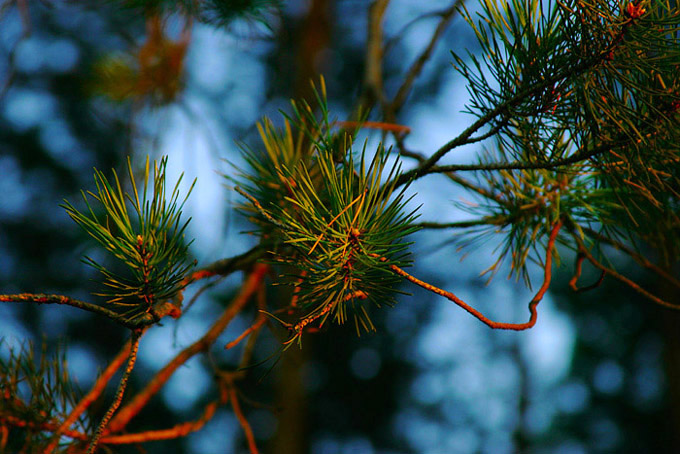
[[61, 157, 195, 323]]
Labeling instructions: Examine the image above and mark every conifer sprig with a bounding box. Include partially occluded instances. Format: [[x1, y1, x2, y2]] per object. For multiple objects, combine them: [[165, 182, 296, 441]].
[[62, 156, 195, 323], [234, 84, 419, 340]]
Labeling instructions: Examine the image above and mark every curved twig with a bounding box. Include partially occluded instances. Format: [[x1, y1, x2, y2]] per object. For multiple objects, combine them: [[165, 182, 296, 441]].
[[571, 233, 680, 310], [568, 252, 606, 292], [377, 220, 562, 330]]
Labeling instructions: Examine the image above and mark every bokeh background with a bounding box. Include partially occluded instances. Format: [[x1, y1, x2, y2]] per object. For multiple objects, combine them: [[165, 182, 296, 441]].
[[1, 1, 679, 453]]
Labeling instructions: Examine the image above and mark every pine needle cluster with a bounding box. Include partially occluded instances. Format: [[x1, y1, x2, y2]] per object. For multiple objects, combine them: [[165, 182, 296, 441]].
[[235, 84, 419, 339], [62, 157, 195, 324]]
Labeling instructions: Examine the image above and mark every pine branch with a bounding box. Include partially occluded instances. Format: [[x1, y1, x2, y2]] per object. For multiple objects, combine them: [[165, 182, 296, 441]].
[[0, 294, 177, 328], [375, 219, 562, 330], [105, 263, 268, 434], [87, 329, 143, 454]]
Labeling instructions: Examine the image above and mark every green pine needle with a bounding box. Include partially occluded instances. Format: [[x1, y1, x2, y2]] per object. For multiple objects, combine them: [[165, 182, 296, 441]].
[[61, 156, 195, 323]]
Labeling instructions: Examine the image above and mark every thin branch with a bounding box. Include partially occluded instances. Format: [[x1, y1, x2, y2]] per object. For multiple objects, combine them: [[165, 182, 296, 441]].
[[105, 263, 268, 434], [87, 329, 143, 454], [581, 225, 680, 290], [182, 245, 266, 287], [361, 0, 390, 109], [568, 252, 606, 292], [391, 49, 621, 189], [99, 398, 223, 444], [228, 384, 259, 454], [416, 218, 502, 229], [0, 414, 88, 442], [225, 314, 267, 350], [376, 220, 562, 330], [44, 339, 134, 453], [390, 1, 461, 113], [0, 294, 171, 329], [570, 233, 680, 310], [419, 139, 615, 174], [384, 5, 457, 55]]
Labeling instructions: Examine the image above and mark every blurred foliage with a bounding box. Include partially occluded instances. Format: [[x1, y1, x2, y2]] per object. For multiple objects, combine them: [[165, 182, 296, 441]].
[[0, 341, 85, 453]]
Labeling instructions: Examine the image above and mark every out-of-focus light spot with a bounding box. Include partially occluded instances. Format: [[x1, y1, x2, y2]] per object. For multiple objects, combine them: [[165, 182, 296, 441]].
[[14, 37, 46, 73], [311, 436, 341, 454], [592, 360, 624, 394], [590, 417, 620, 450], [349, 347, 381, 380], [443, 428, 480, 454], [393, 409, 441, 451], [341, 437, 374, 454], [66, 343, 98, 388], [471, 397, 509, 431], [481, 433, 513, 454], [45, 39, 79, 72], [3, 88, 56, 132], [189, 28, 231, 92], [447, 364, 485, 398], [187, 411, 237, 454], [522, 296, 576, 384], [632, 366, 664, 406], [163, 357, 211, 412], [555, 381, 590, 414], [0, 155, 29, 217], [524, 401, 555, 435], [554, 440, 587, 454], [40, 120, 90, 170], [410, 372, 445, 405]]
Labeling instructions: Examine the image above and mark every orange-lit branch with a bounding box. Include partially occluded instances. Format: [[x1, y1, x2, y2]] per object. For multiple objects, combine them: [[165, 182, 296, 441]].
[[105, 263, 268, 434], [336, 121, 411, 135], [225, 312, 267, 350], [377, 220, 562, 330], [100, 398, 223, 444], [228, 385, 259, 454], [87, 329, 143, 454]]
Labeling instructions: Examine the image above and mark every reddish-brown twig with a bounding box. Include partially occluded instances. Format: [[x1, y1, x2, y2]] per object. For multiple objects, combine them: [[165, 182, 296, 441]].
[[580, 225, 680, 289], [228, 385, 259, 454], [44, 338, 134, 453], [336, 120, 411, 135], [571, 234, 679, 310], [87, 329, 143, 454], [99, 397, 224, 444], [569, 252, 606, 292], [0, 294, 179, 328], [375, 220, 563, 330], [105, 264, 268, 434]]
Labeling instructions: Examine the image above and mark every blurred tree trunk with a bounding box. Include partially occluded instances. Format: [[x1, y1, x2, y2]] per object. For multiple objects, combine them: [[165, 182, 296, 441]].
[[270, 1, 331, 453]]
